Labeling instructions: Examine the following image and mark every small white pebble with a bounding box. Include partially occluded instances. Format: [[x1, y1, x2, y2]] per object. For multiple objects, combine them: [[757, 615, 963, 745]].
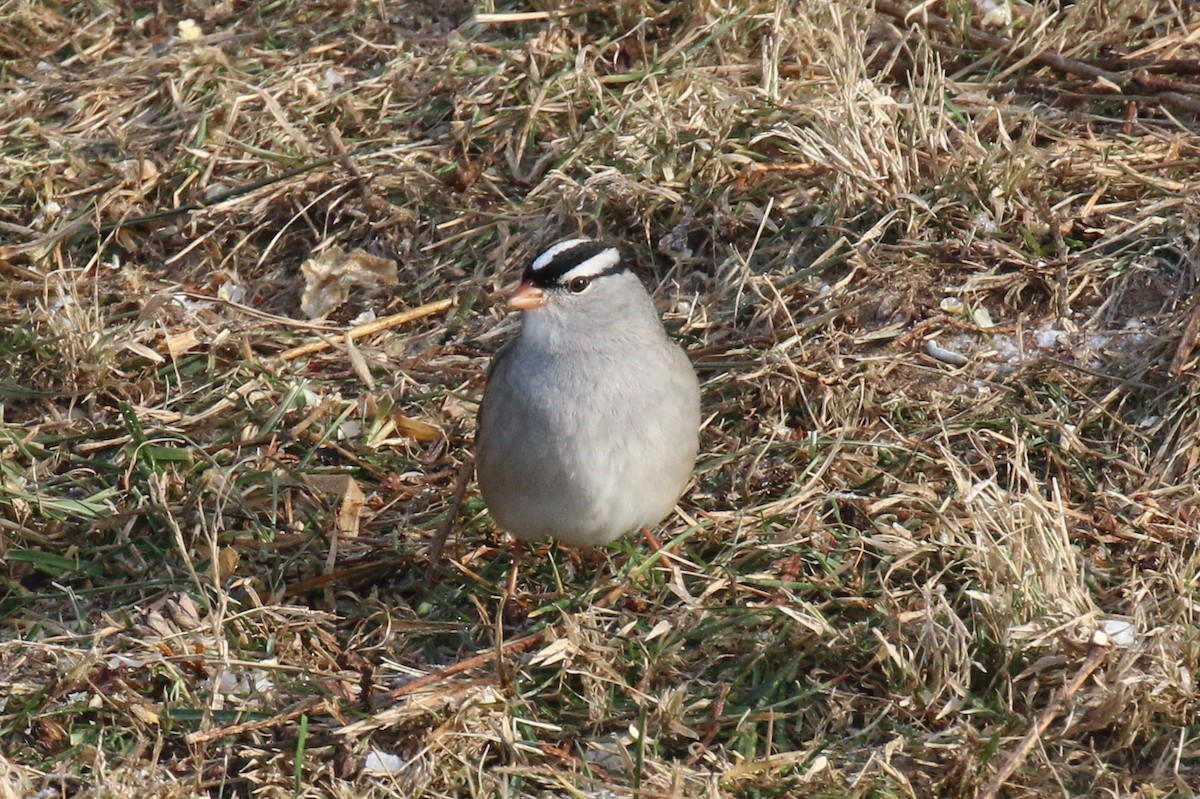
[[971, 211, 998, 233], [1034, 328, 1063, 349], [217, 281, 246, 304], [323, 67, 346, 90], [364, 748, 406, 773], [178, 19, 203, 41], [925, 338, 969, 366], [940, 296, 964, 314], [1099, 618, 1136, 647], [978, 0, 1013, 28], [990, 334, 1020, 363], [947, 333, 974, 351]]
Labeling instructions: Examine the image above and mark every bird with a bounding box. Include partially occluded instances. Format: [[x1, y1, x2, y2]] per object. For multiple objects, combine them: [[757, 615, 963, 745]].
[[475, 238, 701, 598]]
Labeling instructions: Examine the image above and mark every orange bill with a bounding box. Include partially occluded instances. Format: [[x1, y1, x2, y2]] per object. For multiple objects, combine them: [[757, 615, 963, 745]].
[[508, 281, 547, 309]]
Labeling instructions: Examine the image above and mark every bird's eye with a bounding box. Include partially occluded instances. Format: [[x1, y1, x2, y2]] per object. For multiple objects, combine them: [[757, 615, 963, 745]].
[[567, 276, 591, 293]]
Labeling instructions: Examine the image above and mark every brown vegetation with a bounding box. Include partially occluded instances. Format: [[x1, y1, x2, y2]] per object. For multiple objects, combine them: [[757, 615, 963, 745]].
[[2, 1, 1200, 796]]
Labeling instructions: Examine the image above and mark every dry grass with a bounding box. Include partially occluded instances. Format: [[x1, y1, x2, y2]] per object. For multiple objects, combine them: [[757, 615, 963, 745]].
[[2, 0, 1200, 796]]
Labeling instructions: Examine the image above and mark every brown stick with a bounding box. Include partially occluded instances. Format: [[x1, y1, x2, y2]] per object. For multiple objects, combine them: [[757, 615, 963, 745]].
[[326, 124, 390, 216], [278, 297, 453, 361], [1170, 299, 1200, 376], [426, 460, 473, 581], [978, 637, 1109, 799], [390, 557, 635, 700], [281, 559, 396, 598], [872, 0, 1200, 116], [185, 697, 327, 744], [390, 632, 545, 699]]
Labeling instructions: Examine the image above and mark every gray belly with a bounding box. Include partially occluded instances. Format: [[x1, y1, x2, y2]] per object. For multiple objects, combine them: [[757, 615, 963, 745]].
[[476, 348, 697, 546]]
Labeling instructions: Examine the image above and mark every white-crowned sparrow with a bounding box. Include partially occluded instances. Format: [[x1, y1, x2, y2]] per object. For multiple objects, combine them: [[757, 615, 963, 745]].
[[476, 238, 701, 549]]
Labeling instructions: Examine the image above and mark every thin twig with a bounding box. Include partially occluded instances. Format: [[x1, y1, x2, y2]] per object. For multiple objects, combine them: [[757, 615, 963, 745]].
[[425, 460, 473, 581], [390, 568, 634, 700], [277, 297, 454, 360], [186, 697, 328, 744], [326, 124, 390, 217], [390, 633, 545, 699], [873, 0, 1200, 116], [1170, 298, 1200, 376], [979, 636, 1109, 799], [16, 155, 343, 258], [473, 5, 602, 24], [281, 559, 399, 598]]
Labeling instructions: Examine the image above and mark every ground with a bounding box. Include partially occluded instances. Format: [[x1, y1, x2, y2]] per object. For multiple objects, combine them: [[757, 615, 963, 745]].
[[2, 1, 1200, 797]]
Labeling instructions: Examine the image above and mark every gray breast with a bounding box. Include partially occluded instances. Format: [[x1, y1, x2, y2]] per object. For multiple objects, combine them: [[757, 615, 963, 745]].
[[477, 338, 699, 546]]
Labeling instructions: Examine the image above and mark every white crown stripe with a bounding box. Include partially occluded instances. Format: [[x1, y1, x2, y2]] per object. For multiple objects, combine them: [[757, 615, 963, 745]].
[[560, 248, 621, 281], [531, 238, 594, 273]]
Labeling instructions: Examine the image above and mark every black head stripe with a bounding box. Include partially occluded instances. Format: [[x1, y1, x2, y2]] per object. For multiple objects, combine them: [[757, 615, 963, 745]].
[[524, 239, 625, 288]]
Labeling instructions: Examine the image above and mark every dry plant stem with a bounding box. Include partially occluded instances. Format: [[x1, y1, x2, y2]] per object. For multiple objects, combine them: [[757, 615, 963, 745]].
[[686, 683, 732, 766], [390, 564, 633, 700], [390, 632, 544, 699], [185, 697, 327, 744], [179, 290, 338, 330], [326, 124, 389, 217], [473, 5, 600, 24], [979, 640, 1109, 799], [504, 538, 524, 614], [872, 0, 1200, 115], [1170, 299, 1200, 376], [641, 528, 663, 551], [640, 525, 694, 589], [11, 154, 348, 259], [277, 297, 453, 360], [281, 559, 397, 598], [425, 460, 473, 581]]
